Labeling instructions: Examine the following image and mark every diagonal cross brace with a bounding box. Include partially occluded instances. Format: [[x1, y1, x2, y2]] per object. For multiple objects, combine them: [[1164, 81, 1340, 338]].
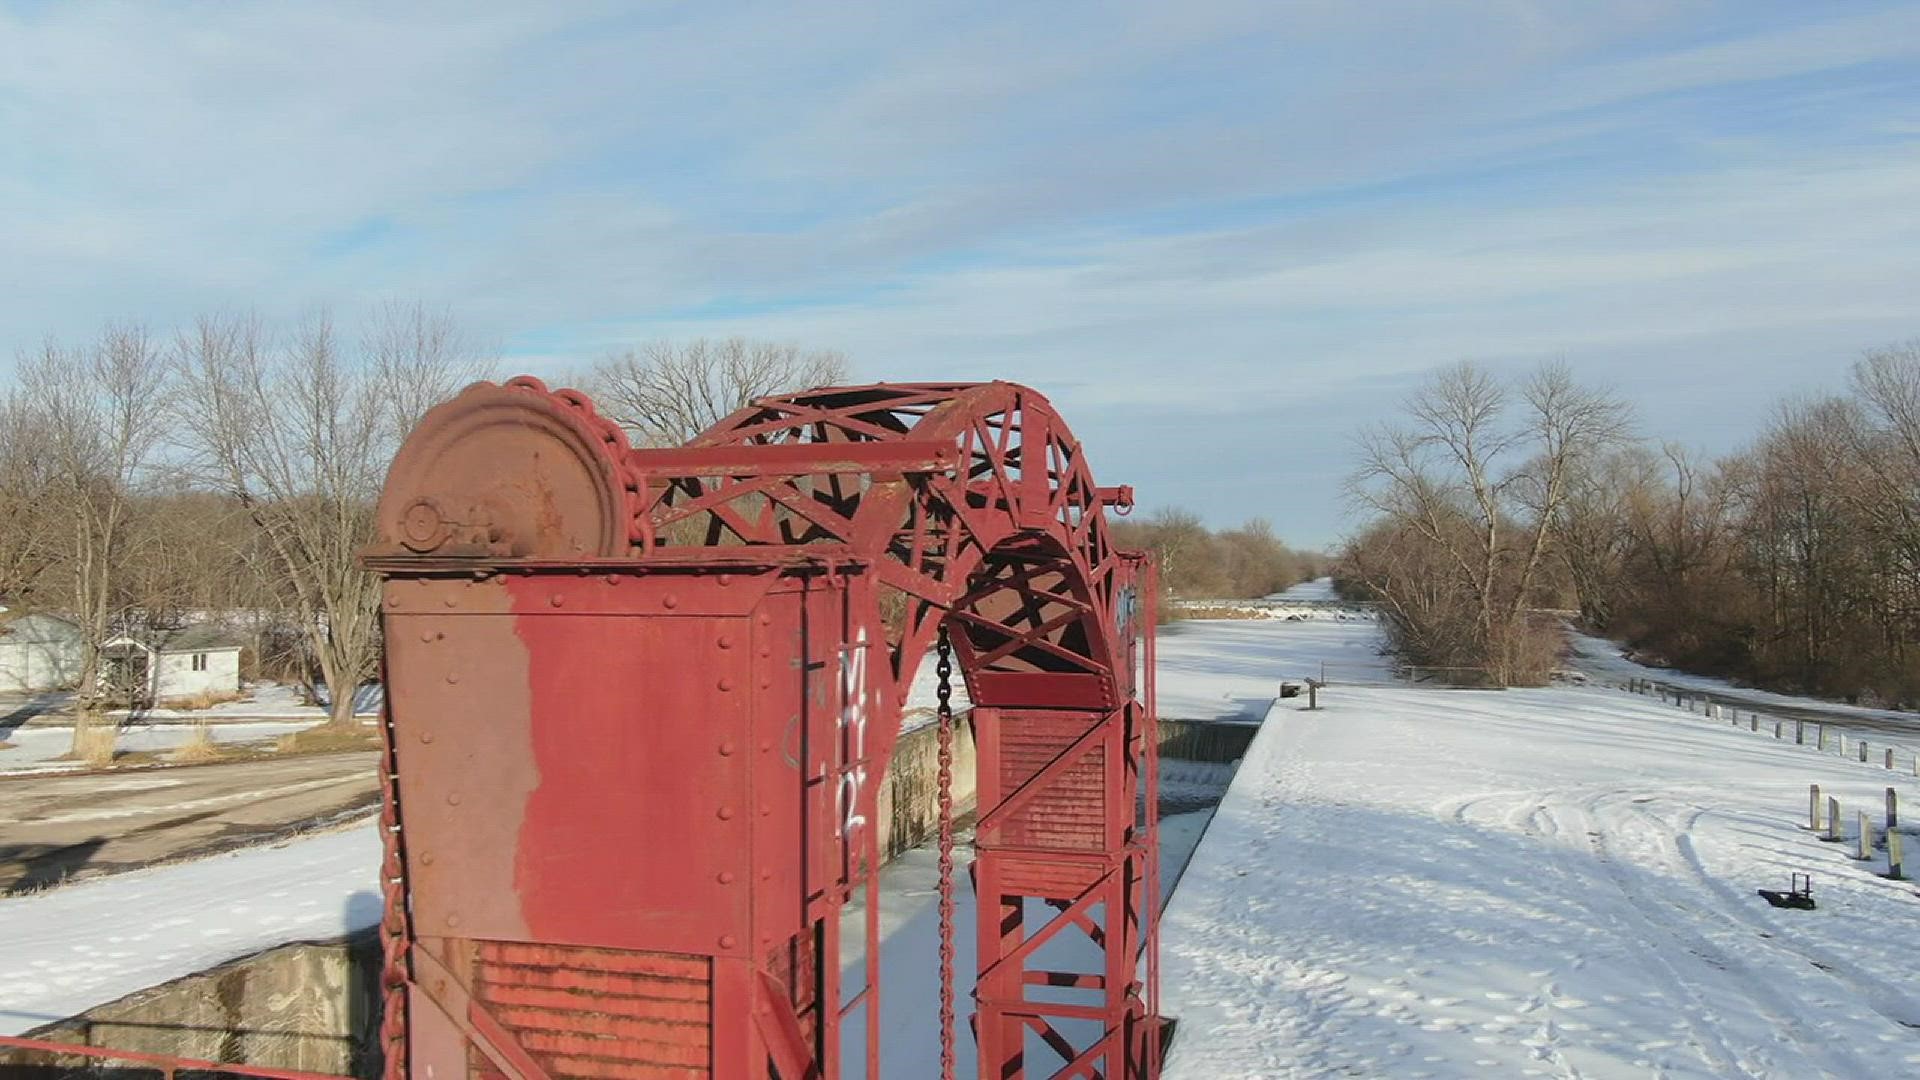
[[976, 866, 1117, 990]]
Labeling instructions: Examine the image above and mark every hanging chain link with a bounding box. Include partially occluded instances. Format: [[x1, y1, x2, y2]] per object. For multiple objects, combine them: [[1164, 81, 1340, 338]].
[[375, 670, 413, 1079], [935, 623, 958, 1080]]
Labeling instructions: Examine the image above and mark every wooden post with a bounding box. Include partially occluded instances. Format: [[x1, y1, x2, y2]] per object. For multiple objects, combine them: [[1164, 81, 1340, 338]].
[[1810, 784, 1822, 830], [1888, 748, 1897, 770], [1887, 787, 1898, 833], [1774, 719, 1783, 739], [1818, 726, 1828, 751], [1825, 797, 1843, 842], [1307, 680, 1318, 711], [1860, 741, 1870, 763], [1750, 714, 1759, 733], [1889, 830, 1906, 881], [1856, 810, 1873, 861], [1795, 719, 1805, 745]]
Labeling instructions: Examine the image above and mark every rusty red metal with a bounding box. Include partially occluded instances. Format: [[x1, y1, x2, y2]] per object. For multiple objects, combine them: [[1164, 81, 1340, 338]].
[[3, 378, 1164, 1080], [368, 378, 1164, 1078]]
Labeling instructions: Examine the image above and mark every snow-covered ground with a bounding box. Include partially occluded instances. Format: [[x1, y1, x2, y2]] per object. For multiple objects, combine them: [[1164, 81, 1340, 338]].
[[0, 682, 384, 731], [0, 824, 380, 1035], [1270, 576, 1340, 602], [1163, 618, 1920, 1078], [0, 720, 328, 775]]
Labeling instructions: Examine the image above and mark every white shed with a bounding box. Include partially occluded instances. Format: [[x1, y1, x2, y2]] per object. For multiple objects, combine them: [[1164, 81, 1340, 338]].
[[101, 626, 243, 704], [0, 612, 84, 693]]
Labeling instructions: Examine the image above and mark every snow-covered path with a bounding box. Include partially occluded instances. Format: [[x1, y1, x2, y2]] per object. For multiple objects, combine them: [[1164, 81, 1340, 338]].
[[1569, 627, 1920, 748], [1164, 624, 1920, 1078]]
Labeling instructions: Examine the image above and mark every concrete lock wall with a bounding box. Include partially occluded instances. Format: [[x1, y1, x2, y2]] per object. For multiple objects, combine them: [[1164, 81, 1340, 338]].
[[16, 932, 383, 1076], [878, 715, 980, 860]]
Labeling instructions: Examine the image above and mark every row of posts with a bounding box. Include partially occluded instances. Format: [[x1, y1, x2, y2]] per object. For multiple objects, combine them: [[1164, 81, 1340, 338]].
[[1621, 678, 1920, 777], [1809, 784, 1908, 880]]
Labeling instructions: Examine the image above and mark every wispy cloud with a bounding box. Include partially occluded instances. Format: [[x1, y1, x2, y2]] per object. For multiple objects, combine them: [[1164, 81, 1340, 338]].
[[0, 1, 1915, 544]]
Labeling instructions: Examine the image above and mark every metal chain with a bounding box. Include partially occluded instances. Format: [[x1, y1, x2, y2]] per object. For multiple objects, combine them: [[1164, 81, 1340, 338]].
[[935, 623, 958, 1080], [374, 669, 412, 1080]]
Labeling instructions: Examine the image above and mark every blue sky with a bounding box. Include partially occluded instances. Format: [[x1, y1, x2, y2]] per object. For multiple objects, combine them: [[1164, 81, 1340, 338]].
[[1, 2, 1917, 547]]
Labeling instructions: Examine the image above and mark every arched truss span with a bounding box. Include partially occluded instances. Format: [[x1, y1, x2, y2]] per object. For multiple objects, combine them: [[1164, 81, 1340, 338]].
[[367, 378, 1164, 1079], [652, 381, 1137, 706]]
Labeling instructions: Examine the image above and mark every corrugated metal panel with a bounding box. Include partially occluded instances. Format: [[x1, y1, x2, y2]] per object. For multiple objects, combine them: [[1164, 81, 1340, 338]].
[[473, 941, 711, 1078], [998, 716, 1109, 851]]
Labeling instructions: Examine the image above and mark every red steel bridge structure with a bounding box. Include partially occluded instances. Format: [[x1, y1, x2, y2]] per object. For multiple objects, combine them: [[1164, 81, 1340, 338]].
[[2, 378, 1165, 1080]]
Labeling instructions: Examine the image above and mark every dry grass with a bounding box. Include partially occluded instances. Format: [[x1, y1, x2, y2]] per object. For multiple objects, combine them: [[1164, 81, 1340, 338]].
[[275, 727, 383, 755], [74, 724, 118, 768], [167, 721, 223, 764], [161, 689, 244, 711]]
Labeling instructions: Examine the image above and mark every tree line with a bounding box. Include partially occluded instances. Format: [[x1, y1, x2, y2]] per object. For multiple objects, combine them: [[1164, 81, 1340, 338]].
[[0, 309, 847, 755], [1110, 509, 1327, 602], [1340, 341, 1920, 703]]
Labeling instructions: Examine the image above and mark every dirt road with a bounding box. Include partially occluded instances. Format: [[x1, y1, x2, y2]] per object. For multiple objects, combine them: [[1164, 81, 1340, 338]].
[[0, 752, 379, 893]]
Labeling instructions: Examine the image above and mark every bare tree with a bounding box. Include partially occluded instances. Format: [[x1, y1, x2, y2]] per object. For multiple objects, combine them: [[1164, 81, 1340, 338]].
[[1551, 447, 1658, 628], [1349, 361, 1629, 684], [587, 337, 849, 447], [0, 394, 61, 603], [17, 325, 170, 749], [172, 305, 478, 728]]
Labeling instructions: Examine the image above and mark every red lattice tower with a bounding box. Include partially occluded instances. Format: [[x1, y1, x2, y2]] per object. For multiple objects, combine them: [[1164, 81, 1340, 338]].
[[355, 378, 1164, 1079]]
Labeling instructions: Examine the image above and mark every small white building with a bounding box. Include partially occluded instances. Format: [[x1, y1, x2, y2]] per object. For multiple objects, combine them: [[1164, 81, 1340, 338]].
[[0, 611, 84, 693], [101, 625, 243, 704]]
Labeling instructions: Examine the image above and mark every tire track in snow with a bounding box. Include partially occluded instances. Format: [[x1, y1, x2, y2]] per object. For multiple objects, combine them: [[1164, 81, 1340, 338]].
[[1659, 803, 1920, 1033], [1578, 793, 1879, 1078], [1438, 788, 1751, 1077]]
